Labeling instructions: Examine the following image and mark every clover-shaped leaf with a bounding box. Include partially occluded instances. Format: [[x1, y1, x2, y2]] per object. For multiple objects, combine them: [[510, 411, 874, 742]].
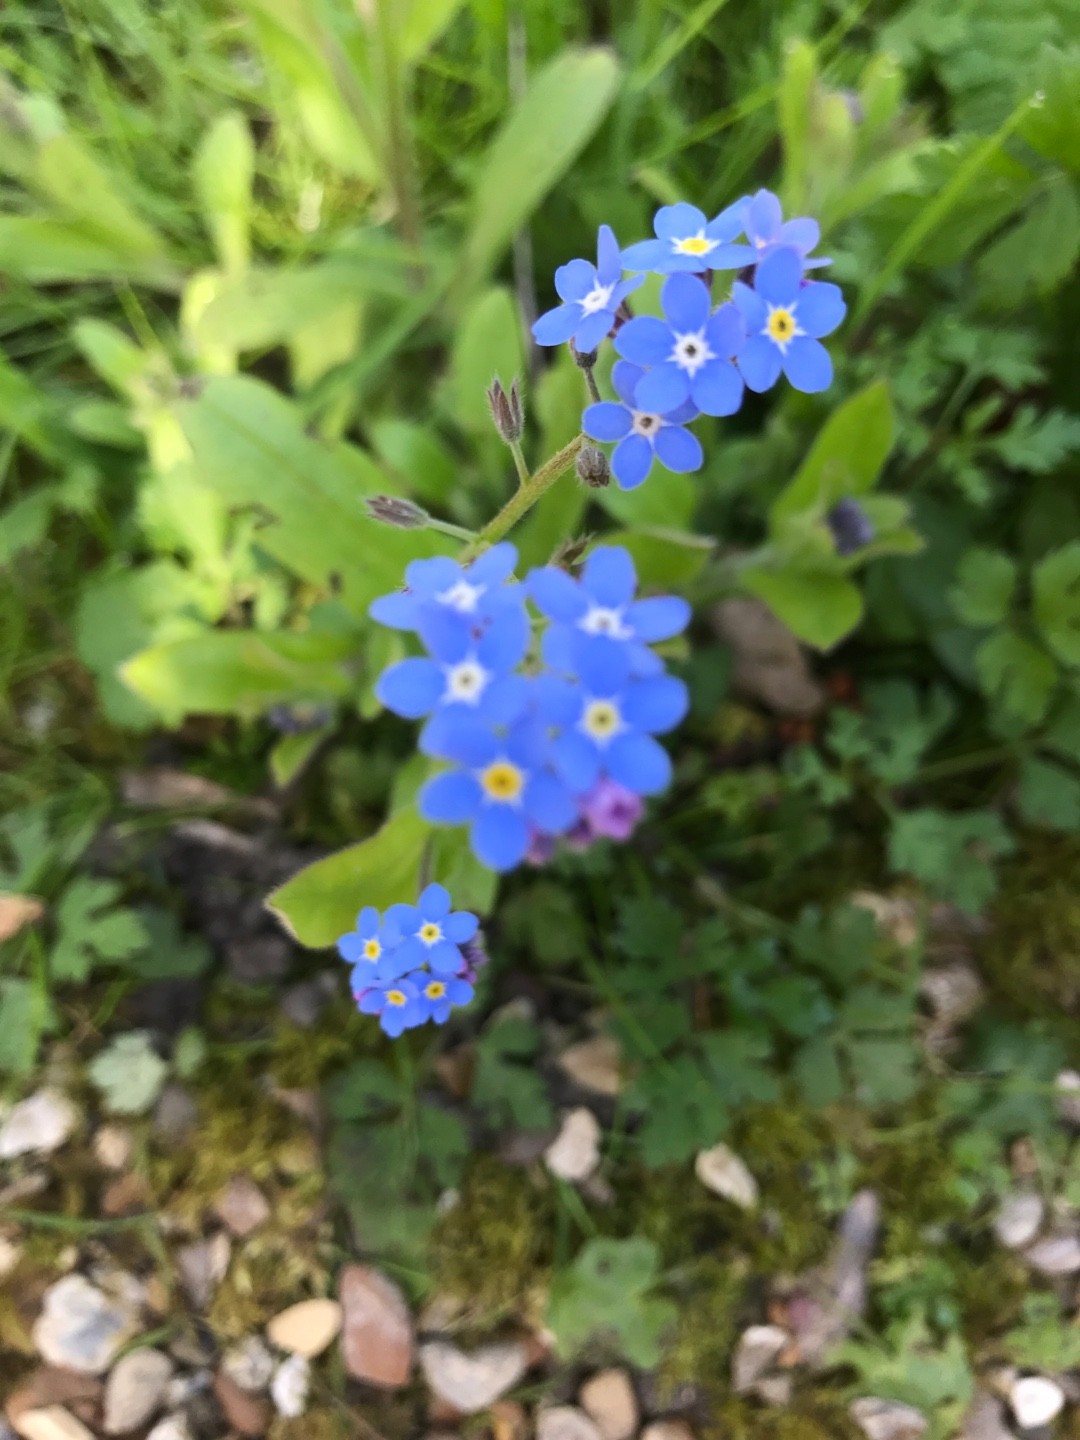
[[88, 1031, 169, 1115]]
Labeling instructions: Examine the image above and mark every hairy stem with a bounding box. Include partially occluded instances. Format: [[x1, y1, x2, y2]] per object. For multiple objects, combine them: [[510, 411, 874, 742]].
[[509, 439, 531, 488], [460, 434, 585, 561]]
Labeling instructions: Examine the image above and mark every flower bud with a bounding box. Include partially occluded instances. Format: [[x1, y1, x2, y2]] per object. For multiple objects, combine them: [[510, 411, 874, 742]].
[[365, 494, 430, 530], [576, 444, 610, 489], [569, 339, 599, 370], [825, 497, 876, 556], [486, 376, 525, 445]]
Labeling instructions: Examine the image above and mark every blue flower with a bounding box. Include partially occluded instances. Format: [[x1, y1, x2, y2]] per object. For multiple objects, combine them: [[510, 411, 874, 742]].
[[368, 542, 522, 633], [613, 275, 745, 417], [620, 200, 750, 275], [532, 225, 644, 353], [528, 545, 690, 679], [384, 882, 480, 977], [732, 246, 845, 395], [419, 712, 578, 872], [416, 972, 475, 1025], [738, 189, 831, 270], [582, 361, 702, 490], [357, 975, 426, 1037], [537, 635, 688, 798]]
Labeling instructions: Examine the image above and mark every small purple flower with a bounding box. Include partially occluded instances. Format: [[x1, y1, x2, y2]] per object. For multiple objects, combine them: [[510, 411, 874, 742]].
[[732, 246, 845, 395], [620, 200, 750, 275], [581, 777, 644, 841], [358, 975, 426, 1038], [826, 498, 876, 556], [532, 225, 644, 353], [582, 360, 702, 491], [722, 189, 831, 270], [613, 275, 745, 417]]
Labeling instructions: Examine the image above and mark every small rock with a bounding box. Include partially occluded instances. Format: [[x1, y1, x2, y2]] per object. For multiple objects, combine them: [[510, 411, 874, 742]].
[[694, 1143, 759, 1210], [993, 1192, 1044, 1250], [919, 963, 984, 1054], [640, 1423, 695, 1440], [183, 1387, 226, 1439], [1010, 1376, 1065, 1430], [168, 1324, 217, 1369], [146, 1418, 193, 1440], [850, 892, 919, 948], [537, 1408, 601, 1440], [226, 934, 292, 984], [176, 1234, 231, 1309], [0, 1233, 22, 1278], [267, 1298, 342, 1359], [961, 1390, 1016, 1440], [0, 892, 44, 943], [212, 1178, 270, 1239], [1023, 1232, 1080, 1275], [6, 1369, 102, 1431], [93, 1126, 133, 1172], [491, 1401, 528, 1440], [33, 1275, 140, 1375], [101, 1173, 151, 1218], [544, 1109, 602, 1183], [221, 1337, 274, 1392], [557, 1036, 623, 1097], [163, 1374, 210, 1409], [339, 1264, 414, 1387], [419, 1340, 529, 1416], [732, 1324, 789, 1393], [850, 1398, 929, 1440], [787, 1189, 879, 1366], [1055, 1070, 1080, 1127], [15, 1410, 94, 1440], [280, 975, 335, 1029], [152, 1086, 198, 1147], [104, 1348, 173, 1434], [578, 1369, 638, 1440], [0, 1091, 77, 1160], [269, 1355, 308, 1419], [212, 1374, 271, 1437], [712, 596, 824, 717], [756, 1375, 794, 1406]]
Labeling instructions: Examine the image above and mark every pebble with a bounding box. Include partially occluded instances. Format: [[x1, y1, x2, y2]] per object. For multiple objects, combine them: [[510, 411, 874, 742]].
[[146, 1417, 193, 1440], [101, 1173, 151, 1218], [280, 974, 336, 1029], [267, 1298, 342, 1359], [6, 1368, 102, 1432], [163, 1373, 210, 1409], [557, 1036, 623, 1097], [33, 1274, 140, 1375], [212, 1178, 270, 1239], [176, 1234, 231, 1309], [712, 596, 824, 716], [1023, 1232, 1080, 1275], [537, 1408, 601, 1440], [212, 1373, 271, 1436], [152, 1086, 198, 1147], [992, 1192, 1044, 1250], [850, 1398, 929, 1440], [694, 1142, 759, 1210], [960, 1391, 1014, 1440], [339, 1264, 414, 1387], [221, 1337, 274, 1392], [0, 1091, 77, 1161], [226, 934, 292, 984], [92, 1126, 133, 1172], [732, 1324, 789, 1393], [544, 1109, 602, 1183], [640, 1423, 695, 1440], [1010, 1376, 1065, 1430], [270, 1355, 309, 1419], [578, 1369, 638, 1440], [103, 1348, 173, 1434], [419, 1340, 529, 1416], [15, 1410, 94, 1440], [1055, 1070, 1080, 1127], [0, 1233, 22, 1278]]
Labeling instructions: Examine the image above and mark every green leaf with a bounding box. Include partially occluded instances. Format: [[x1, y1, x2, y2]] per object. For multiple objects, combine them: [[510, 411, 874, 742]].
[[777, 39, 816, 213], [1023, 45, 1080, 173], [772, 381, 894, 522], [0, 978, 46, 1077], [472, 1014, 553, 1131], [1016, 756, 1080, 831], [948, 548, 1017, 627], [369, 417, 459, 505], [173, 1027, 208, 1080], [548, 1237, 677, 1368], [975, 176, 1080, 308], [0, 216, 175, 285], [628, 1055, 727, 1167], [88, 1031, 169, 1116], [127, 911, 213, 982], [975, 629, 1057, 725], [742, 567, 863, 651], [0, 491, 53, 566], [270, 728, 330, 788], [447, 287, 524, 434], [888, 807, 1013, 914], [193, 111, 255, 274], [793, 1036, 845, 1107], [400, 0, 466, 61], [51, 878, 150, 983], [268, 806, 430, 948], [1033, 540, 1080, 666], [461, 48, 620, 287]]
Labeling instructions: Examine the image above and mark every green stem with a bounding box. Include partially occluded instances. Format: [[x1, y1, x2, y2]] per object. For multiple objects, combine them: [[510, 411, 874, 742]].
[[509, 439, 531, 488], [582, 366, 602, 405], [459, 434, 585, 561], [427, 517, 477, 542]]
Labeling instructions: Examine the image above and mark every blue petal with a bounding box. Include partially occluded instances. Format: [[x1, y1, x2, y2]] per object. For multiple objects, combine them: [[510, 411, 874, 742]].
[[541, 623, 578, 674], [576, 633, 633, 692], [406, 555, 459, 597], [794, 281, 846, 339], [627, 596, 691, 642], [611, 434, 653, 490], [611, 360, 646, 408], [606, 732, 672, 795], [524, 768, 579, 832], [706, 301, 744, 358], [746, 189, 782, 244], [731, 280, 766, 332], [338, 933, 366, 963], [661, 273, 711, 331], [552, 730, 601, 794], [737, 334, 783, 392], [532, 673, 580, 727], [782, 336, 833, 393], [779, 216, 820, 254], [424, 714, 499, 767], [706, 194, 751, 240], [614, 316, 674, 367], [358, 906, 381, 938], [583, 401, 632, 443], [623, 674, 689, 733], [574, 308, 615, 353], [533, 303, 582, 346], [754, 246, 801, 306], [427, 939, 464, 975], [420, 770, 482, 822], [505, 715, 549, 771], [445, 911, 479, 943], [529, 566, 586, 622], [476, 608, 530, 670], [470, 543, 518, 586], [376, 658, 444, 718], [613, 275, 646, 304], [419, 882, 451, 920], [480, 675, 532, 726], [654, 422, 705, 471], [705, 242, 757, 270], [554, 258, 596, 301], [381, 1006, 409, 1038], [654, 203, 708, 241], [378, 941, 420, 981], [596, 223, 621, 283], [369, 591, 418, 630], [634, 363, 690, 415], [583, 546, 637, 607], [358, 991, 383, 1015], [689, 359, 744, 418], [446, 976, 474, 1006], [619, 238, 668, 272], [471, 805, 529, 872], [415, 605, 469, 662], [383, 903, 417, 939]]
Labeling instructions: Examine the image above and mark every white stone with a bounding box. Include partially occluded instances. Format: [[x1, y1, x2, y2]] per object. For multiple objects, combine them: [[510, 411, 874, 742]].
[[850, 1398, 929, 1440], [537, 1408, 602, 1440], [733, 1324, 788, 1393], [1055, 1070, 1080, 1126], [1010, 1376, 1065, 1430], [0, 1091, 77, 1160], [694, 1143, 759, 1210], [557, 1036, 623, 1097], [578, 1369, 638, 1440], [222, 1335, 275, 1391], [176, 1233, 230, 1308], [270, 1354, 309, 1419], [992, 1192, 1044, 1250], [104, 1347, 173, 1434], [33, 1274, 140, 1374], [419, 1340, 529, 1415], [544, 1109, 602, 1183], [0, 1233, 22, 1278], [267, 1298, 343, 1358], [16, 1410, 94, 1440], [146, 1417, 194, 1440], [1023, 1233, 1080, 1275], [93, 1125, 133, 1172]]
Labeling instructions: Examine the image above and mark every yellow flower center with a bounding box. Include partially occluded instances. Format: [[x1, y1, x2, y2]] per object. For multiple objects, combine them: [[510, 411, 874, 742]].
[[583, 700, 621, 740], [386, 989, 407, 1007], [426, 981, 447, 1000], [480, 761, 525, 802], [420, 922, 442, 944], [767, 307, 796, 342], [674, 234, 714, 257], [363, 939, 381, 961]]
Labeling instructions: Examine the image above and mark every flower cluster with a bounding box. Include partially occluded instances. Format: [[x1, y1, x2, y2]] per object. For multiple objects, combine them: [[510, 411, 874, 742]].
[[371, 542, 689, 873], [532, 191, 845, 491], [337, 883, 485, 1036]]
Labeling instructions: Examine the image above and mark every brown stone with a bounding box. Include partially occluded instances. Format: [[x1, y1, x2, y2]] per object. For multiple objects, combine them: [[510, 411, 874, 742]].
[[579, 1370, 638, 1440], [213, 1373, 272, 1437], [6, 1369, 103, 1431], [491, 1401, 529, 1440], [101, 1173, 151, 1218], [213, 1177, 270, 1238], [338, 1265, 414, 1388]]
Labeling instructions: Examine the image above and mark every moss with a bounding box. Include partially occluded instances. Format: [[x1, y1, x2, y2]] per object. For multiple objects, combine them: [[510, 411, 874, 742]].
[[653, 1255, 747, 1411], [731, 1103, 835, 1272], [954, 1245, 1028, 1347], [706, 1394, 863, 1440], [267, 994, 374, 1091], [269, 1413, 358, 1440], [857, 1098, 967, 1262]]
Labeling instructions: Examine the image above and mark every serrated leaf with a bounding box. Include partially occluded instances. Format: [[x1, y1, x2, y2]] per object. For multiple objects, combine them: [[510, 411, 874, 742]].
[[948, 548, 1017, 626], [472, 1015, 553, 1132], [1016, 756, 1080, 831], [975, 629, 1057, 725], [548, 1237, 677, 1367], [88, 1031, 169, 1115], [1033, 540, 1080, 665], [51, 878, 150, 983]]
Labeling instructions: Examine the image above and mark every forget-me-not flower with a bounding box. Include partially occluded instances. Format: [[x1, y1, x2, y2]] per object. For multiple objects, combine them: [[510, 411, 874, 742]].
[[357, 974, 426, 1037], [531, 225, 644, 353], [614, 275, 745, 417], [582, 360, 702, 490], [369, 543, 523, 633], [732, 246, 846, 395], [721, 189, 831, 270], [416, 972, 475, 1025], [385, 882, 480, 977], [620, 200, 750, 275]]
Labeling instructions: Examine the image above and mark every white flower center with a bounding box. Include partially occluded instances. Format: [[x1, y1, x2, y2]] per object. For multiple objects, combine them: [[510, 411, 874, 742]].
[[581, 698, 624, 745], [630, 411, 663, 439], [671, 330, 713, 377], [437, 579, 484, 613], [673, 232, 716, 258], [444, 658, 489, 704], [579, 605, 631, 640], [579, 281, 614, 317]]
